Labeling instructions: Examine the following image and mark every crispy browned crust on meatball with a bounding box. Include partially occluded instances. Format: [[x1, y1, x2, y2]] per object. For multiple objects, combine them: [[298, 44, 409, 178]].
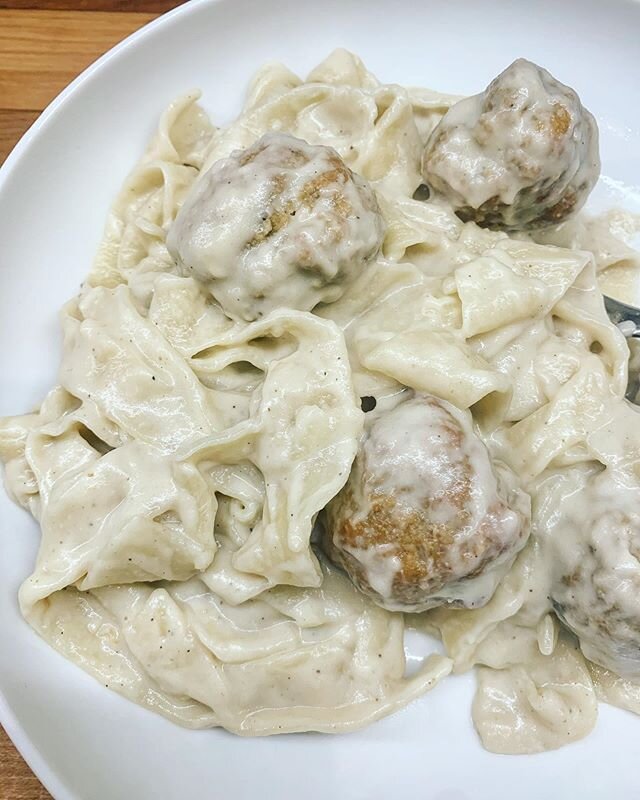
[[323, 395, 530, 612], [245, 148, 356, 249], [324, 493, 516, 609]]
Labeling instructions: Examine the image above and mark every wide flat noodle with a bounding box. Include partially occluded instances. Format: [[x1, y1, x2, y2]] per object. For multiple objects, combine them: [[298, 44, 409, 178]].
[[91, 93, 213, 290], [533, 208, 640, 305], [588, 662, 640, 716], [182, 309, 364, 587], [23, 564, 451, 734], [473, 635, 598, 754], [2, 48, 640, 748]]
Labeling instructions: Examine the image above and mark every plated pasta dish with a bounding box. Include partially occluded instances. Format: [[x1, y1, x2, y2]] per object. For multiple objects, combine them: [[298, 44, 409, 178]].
[[1, 49, 640, 754]]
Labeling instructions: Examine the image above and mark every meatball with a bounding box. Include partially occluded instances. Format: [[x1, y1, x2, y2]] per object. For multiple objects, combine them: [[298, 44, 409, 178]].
[[422, 59, 600, 231], [166, 132, 385, 321], [549, 469, 640, 678], [323, 395, 530, 612]]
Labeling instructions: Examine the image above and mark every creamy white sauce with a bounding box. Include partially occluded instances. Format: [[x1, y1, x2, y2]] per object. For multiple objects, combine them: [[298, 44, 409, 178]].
[[0, 49, 639, 753], [532, 207, 640, 306]]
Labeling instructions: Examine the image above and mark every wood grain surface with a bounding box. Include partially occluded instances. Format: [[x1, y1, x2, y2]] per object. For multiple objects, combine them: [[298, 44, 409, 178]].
[[0, 4, 176, 164], [0, 728, 51, 800], [0, 4, 183, 793]]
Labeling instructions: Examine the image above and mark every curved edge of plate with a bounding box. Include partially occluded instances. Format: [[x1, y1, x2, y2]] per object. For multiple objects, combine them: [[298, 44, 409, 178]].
[[0, 690, 77, 800], [0, 1, 221, 797], [0, 0, 214, 191]]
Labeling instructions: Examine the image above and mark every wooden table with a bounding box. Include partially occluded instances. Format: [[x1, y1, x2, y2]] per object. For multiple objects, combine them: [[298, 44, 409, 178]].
[[0, 3, 185, 794]]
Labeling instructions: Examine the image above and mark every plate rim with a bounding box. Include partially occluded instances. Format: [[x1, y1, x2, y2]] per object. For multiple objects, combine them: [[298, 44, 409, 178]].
[[2, 0, 640, 796], [0, 2, 218, 796], [0, 0, 211, 184]]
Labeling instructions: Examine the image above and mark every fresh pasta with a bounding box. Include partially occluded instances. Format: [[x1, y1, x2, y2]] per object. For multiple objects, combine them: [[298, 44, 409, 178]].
[[1, 49, 640, 753]]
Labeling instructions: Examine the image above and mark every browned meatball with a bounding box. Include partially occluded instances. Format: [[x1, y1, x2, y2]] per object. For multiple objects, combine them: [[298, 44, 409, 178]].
[[323, 395, 530, 612], [167, 132, 385, 321], [547, 468, 640, 678], [422, 59, 600, 231]]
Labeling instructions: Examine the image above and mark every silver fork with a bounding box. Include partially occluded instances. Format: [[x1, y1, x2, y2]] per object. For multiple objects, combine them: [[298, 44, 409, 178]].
[[605, 295, 640, 401]]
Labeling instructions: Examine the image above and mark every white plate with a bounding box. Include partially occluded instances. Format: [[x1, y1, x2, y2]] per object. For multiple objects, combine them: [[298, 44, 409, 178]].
[[1, 1, 640, 797]]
